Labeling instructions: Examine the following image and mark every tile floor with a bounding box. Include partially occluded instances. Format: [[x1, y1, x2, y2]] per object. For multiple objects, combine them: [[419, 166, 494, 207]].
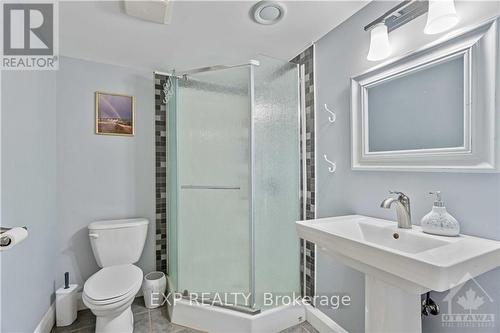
[[50, 297, 318, 333], [50, 297, 200, 333], [278, 322, 319, 333]]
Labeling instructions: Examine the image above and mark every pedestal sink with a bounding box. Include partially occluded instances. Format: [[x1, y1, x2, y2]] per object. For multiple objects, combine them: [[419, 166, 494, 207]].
[[296, 215, 500, 333]]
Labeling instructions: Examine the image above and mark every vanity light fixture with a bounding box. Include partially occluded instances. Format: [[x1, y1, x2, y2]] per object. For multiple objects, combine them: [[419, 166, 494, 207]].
[[424, 0, 459, 35], [364, 0, 460, 61], [367, 22, 392, 61]]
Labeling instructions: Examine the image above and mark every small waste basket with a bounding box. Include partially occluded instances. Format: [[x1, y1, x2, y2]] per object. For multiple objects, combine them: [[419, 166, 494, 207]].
[[142, 271, 167, 309]]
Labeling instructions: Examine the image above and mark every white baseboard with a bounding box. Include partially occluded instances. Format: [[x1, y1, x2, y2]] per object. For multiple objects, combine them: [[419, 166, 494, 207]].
[[251, 304, 305, 332], [305, 304, 348, 333], [33, 303, 55, 333]]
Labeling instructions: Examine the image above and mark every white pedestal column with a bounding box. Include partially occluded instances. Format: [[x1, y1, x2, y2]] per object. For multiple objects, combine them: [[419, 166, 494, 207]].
[[365, 275, 422, 333]]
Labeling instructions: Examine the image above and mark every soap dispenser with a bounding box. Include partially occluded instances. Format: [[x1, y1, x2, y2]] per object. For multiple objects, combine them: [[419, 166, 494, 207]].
[[421, 191, 460, 236]]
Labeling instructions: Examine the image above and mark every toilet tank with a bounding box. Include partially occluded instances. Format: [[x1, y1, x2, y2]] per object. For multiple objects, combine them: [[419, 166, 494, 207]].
[[88, 218, 149, 267]]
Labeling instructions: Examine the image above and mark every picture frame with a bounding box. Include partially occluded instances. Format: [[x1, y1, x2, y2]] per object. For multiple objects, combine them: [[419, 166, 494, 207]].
[[95, 91, 135, 136]]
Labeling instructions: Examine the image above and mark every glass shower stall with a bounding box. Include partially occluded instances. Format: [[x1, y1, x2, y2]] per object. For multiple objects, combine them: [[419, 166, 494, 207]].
[[166, 55, 300, 312]]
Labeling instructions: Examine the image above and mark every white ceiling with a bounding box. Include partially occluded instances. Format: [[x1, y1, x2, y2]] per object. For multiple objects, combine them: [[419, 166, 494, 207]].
[[60, 1, 369, 72]]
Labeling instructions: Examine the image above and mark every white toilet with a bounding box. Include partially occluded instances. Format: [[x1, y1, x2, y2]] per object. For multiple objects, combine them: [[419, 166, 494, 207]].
[[83, 218, 149, 333]]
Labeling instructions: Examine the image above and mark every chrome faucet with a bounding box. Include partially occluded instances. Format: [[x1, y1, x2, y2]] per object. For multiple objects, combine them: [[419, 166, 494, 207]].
[[380, 191, 412, 229]]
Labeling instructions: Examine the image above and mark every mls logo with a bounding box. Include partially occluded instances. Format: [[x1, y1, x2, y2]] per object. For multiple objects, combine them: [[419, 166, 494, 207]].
[[441, 274, 495, 329], [1, 2, 58, 69]]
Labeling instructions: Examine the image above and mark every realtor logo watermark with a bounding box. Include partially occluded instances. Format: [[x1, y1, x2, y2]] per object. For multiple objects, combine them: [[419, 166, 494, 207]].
[[1, 1, 58, 70], [441, 274, 495, 329]]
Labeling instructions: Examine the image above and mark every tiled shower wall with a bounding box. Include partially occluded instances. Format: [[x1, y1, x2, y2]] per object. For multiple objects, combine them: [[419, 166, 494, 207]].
[[154, 74, 168, 273], [291, 45, 316, 299], [154, 49, 316, 297]]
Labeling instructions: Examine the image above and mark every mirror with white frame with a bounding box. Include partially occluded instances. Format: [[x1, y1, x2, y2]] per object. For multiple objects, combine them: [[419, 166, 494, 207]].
[[351, 17, 500, 172]]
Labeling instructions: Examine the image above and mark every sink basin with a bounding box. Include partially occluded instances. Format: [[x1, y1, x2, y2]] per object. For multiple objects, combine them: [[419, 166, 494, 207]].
[[358, 221, 451, 254], [297, 215, 500, 292], [296, 215, 500, 333]]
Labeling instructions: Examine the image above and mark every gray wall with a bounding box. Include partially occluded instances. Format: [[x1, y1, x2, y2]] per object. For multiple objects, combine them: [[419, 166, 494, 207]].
[[1, 57, 156, 331], [314, 1, 500, 332], [1, 57, 155, 331], [1, 71, 57, 332], [56, 56, 155, 288]]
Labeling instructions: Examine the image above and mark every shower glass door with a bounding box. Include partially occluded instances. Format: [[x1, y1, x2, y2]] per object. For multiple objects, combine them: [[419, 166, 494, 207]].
[[253, 56, 300, 309], [175, 66, 252, 307], [168, 56, 300, 312]]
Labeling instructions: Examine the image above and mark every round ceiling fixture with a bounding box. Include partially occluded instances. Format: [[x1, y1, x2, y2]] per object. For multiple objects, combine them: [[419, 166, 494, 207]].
[[252, 1, 286, 25]]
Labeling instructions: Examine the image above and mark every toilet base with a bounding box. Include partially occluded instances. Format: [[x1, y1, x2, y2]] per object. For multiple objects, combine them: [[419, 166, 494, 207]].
[[95, 306, 133, 333]]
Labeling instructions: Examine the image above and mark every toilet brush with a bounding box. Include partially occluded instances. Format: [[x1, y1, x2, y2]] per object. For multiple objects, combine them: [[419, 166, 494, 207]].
[[56, 272, 78, 326]]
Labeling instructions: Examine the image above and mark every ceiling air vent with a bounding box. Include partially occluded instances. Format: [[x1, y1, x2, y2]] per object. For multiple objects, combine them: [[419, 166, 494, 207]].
[[124, 0, 173, 25]]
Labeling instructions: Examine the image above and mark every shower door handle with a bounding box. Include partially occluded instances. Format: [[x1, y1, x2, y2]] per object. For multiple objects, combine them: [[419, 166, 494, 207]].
[[181, 185, 240, 190]]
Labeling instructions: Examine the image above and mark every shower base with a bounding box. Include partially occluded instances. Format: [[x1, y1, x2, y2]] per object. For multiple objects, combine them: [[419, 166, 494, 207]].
[[170, 299, 347, 333]]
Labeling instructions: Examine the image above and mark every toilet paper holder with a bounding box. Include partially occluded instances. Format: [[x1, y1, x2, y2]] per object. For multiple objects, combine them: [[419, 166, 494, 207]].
[[0, 226, 27, 247]]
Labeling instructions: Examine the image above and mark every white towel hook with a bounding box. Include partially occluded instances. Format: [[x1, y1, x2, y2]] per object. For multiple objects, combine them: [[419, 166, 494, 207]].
[[324, 104, 336, 123], [323, 154, 336, 173]]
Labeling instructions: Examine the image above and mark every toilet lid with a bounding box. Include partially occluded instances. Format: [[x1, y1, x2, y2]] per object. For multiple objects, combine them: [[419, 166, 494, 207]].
[[84, 264, 143, 301]]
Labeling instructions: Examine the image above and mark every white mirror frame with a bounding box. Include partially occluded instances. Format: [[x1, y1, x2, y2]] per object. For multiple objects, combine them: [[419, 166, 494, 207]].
[[351, 17, 500, 172]]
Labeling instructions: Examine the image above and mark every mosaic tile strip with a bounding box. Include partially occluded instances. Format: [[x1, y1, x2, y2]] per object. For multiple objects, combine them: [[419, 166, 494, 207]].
[[291, 45, 316, 299], [154, 74, 168, 273]]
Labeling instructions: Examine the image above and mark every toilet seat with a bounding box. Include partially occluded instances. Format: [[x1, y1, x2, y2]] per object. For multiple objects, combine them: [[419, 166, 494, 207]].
[[83, 264, 143, 306], [83, 291, 132, 311], [82, 287, 136, 306]]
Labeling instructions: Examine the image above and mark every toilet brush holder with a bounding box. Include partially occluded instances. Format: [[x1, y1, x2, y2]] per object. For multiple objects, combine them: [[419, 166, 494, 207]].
[[56, 284, 78, 326]]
